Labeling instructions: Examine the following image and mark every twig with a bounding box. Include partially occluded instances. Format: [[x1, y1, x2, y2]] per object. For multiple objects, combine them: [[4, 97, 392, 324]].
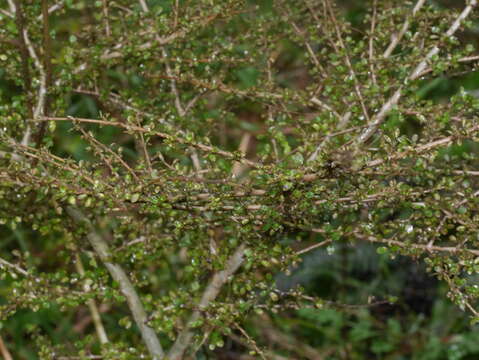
[[0, 8, 13, 18], [34, 0, 53, 147], [74, 253, 109, 345], [35, 116, 261, 168], [356, 232, 479, 257], [167, 244, 247, 360], [307, 1, 360, 163], [234, 323, 267, 360], [57, 356, 103, 360], [173, 0, 179, 28], [415, 54, 479, 78], [254, 314, 329, 360], [0, 256, 29, 276], [308, 111, 351, 163], [139, 0, 205, 178], [99, 12, 221, 61], [296, 239, 332, 255], [76, 125, 140, 182], [162, 47, 185, 116], [66, 207, 164, 360]]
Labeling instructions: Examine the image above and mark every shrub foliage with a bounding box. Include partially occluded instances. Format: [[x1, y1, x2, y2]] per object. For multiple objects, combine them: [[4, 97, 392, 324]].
[[1, 0, 479, 359]]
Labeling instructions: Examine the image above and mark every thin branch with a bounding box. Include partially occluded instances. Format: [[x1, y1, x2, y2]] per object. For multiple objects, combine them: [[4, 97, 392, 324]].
[[102, 0, 111, 37], [383, 0, 427, 58], [74, 253, 109, 345], [6, 0, 15, 13], [254, 315, 328, 360], [307, 0, 363, 163], [99, 13, 221, 61], [35, 1, 66, 20], [0, 257, 29, 276], [162, 47, 185, 116], [139, 0, 204, 178], [135, 118, 153, 174], [284, 15, 323, 72], [138, 0, 149, 12], [73, 303, 110, 334], [173, 0, 179, 28], [0, 336, 13, 360], [4, 2, 65, 22], [12, 0, 34, 145], [234, 323, 267, 360], [369, 0, 378, 86], [325, 0, 370, 123], [167, 244, 247, 360], [0, 8, 13, 17], [184, 91, 206, 115], [66, 207, 165, 360], [365, 124, 479, 168]]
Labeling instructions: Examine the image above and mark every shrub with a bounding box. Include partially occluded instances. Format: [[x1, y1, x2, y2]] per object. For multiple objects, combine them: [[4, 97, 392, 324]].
[[1, 0, 479, 359]]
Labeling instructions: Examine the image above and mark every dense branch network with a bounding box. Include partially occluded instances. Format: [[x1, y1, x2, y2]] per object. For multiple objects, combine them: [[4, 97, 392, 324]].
[[1, 0, 479, 359]]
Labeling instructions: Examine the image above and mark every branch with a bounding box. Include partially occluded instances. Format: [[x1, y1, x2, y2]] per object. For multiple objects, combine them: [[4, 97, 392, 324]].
[[383, 0, 427, 58], [356, 232, 479, 257], [365, 124, 479, 167], [167, 244, 247, 360], [415, 54, 479, 78], [138, 0, 149, 12], [357, 0, 477, 145], [66, 207, 165, 360], [0, 257, 28, 276], [74, 253, 109, 345]]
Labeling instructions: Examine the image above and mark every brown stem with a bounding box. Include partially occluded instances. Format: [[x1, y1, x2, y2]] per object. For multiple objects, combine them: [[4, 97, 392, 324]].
[[34, 0, 53, 147], [0, 335, 13, 360], [66, 207, 165, 360]]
